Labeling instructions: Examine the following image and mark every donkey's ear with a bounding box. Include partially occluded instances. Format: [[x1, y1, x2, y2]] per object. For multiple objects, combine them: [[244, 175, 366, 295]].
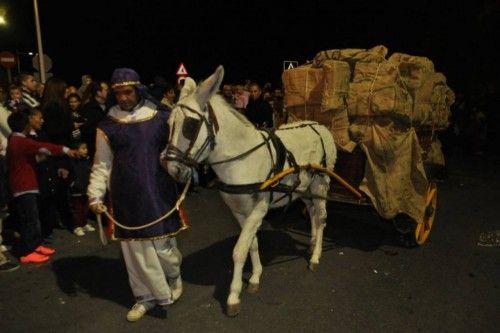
[[178, 77, 197, 101], [194, 65, 224, 107]]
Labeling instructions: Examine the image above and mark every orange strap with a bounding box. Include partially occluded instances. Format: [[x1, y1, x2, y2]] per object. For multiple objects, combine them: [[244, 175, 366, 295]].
[[259, 164, 363, 200]]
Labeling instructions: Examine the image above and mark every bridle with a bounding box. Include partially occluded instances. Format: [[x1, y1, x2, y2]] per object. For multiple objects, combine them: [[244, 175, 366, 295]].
[[165, 101, 279, 170], [165, 102, 219, 168]]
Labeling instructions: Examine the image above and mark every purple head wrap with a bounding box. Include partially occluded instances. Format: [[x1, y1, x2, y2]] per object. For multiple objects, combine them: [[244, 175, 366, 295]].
[[110, 68, 148, 91], [109, 67, 165, 108]]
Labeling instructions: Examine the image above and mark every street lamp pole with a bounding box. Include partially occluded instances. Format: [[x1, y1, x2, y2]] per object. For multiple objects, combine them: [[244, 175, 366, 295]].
[[33, 0, 46, 83]]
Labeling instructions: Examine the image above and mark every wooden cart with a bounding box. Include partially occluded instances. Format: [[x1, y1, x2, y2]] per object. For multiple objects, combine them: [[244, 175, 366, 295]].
[[326, 129, 438, 248]]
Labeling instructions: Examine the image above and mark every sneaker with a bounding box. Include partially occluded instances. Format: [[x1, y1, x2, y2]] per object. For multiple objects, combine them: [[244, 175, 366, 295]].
[[0, 261, 20, 272], [83, 224, 95, 232], [35, 245, 56, 255], [169, 276, 183, 302], [73, 227, 85, 236], [126, 302, 154, 322], [20, 251, 49, 264]]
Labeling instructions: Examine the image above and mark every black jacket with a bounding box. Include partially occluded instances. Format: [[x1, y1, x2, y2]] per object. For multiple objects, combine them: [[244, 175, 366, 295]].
[[245, 96, 274, 128], [69, 157, 92, 196], [80, 99, 108, 159]]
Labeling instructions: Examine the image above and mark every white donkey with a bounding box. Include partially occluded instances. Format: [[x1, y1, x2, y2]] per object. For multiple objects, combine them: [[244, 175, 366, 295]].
[[165, 66, 337, 316]]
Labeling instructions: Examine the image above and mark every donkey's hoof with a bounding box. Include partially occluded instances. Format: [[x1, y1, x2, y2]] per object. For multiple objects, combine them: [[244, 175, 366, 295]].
[[226, 303, 241, 317], [309, 262, 319, 272], [247, 283, 259, 294]]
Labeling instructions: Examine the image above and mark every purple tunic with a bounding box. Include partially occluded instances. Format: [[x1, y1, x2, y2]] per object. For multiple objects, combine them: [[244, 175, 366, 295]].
[[99, 109, 186, 240]]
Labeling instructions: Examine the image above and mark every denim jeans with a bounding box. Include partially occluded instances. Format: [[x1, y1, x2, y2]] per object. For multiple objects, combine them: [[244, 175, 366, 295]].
[[14, 193, 43, 255]]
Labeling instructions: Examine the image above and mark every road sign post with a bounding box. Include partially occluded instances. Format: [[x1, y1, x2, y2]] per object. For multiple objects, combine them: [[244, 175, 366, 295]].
[[0, 51, 17, 83], [283, 60, 298, 71], [32, 53, 52, 83], [176, 62, 189, 87]]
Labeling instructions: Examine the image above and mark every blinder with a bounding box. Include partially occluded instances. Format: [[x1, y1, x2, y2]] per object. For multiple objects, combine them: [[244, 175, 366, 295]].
[[182, 117, 203, 141], [166, 103, 218, 169]]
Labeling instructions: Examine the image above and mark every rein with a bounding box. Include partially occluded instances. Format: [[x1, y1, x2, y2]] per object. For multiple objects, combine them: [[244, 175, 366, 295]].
[[95, 177, 192, 245]]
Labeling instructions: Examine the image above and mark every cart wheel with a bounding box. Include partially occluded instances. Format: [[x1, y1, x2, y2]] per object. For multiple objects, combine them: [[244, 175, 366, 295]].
[[414, 182, 437, 245], [395, 183, 438, 248]]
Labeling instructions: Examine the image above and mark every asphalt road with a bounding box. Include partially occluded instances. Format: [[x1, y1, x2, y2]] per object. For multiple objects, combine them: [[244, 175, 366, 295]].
[[0, 154, 498, 332]]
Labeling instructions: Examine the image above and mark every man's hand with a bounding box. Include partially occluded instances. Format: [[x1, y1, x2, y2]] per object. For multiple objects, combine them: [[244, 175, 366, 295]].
[[35, 154, 47, 162], [160, 157, 169, 171], [57, 168, 70, 179], [89, 203, 107, 215]]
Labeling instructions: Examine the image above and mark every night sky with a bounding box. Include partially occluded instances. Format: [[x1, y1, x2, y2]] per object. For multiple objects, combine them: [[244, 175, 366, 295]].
[[0, 0, 498, 93]]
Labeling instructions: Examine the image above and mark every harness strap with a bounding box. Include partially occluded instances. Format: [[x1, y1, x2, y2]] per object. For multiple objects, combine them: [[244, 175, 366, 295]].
[[210, 138, 270, 166], [259, 128, 302, 203], [261, 128, 288, 175], [259, 131, 276, 180], [215, 164, 363, 201], [308, 125, 327, 167], [215, 180, 301, 195], [207, 103, 219, 133]]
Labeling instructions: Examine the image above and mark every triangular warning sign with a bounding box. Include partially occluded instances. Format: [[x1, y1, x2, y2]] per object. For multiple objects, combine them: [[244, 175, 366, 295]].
[[176, 63, 189, 76], [283, 60, 298, 71]]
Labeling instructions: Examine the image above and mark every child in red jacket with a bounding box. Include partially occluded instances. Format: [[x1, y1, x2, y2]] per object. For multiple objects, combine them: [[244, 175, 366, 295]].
[[6, 110, 78, 264]]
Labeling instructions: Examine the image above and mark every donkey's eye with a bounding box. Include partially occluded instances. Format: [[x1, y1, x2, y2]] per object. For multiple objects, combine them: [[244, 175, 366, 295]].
[[182, 117, 202, 140]]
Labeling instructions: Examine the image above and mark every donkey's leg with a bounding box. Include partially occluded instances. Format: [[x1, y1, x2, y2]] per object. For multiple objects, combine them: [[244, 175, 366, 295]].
[[227, 199, 268, 316], [232, 212, 262, 293], [302, 199, 317, 255], [308, 175, 330, 271], [247, 235, 261, 293]]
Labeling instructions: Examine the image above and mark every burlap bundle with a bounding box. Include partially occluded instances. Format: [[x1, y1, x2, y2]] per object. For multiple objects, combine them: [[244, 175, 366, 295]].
[[320, 60, 351, 112], [282, 64, 323, 108], [388, 52, 435, 90], [286, 104, 321, 123], [359, 124, 428, 222], [424, 138, 445, 166], [282, 61, 350, 111], [286, 105, 356, 152], [313, 45, 388, 67], [349, 61, 413, 122], [413, 72, 455, 128]]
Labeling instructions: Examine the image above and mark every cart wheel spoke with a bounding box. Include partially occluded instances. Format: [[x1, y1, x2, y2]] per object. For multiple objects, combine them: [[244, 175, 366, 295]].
[[415, 183, 437, 245]]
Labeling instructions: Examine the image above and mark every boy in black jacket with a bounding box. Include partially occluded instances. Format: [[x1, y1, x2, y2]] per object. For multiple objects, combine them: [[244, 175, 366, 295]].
[[69, 142, 94, 236]]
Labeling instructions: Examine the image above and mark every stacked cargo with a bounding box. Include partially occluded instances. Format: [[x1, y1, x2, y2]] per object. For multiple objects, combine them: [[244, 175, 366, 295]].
[[282, 46, 455, 223], [282, 45, 455, 150]]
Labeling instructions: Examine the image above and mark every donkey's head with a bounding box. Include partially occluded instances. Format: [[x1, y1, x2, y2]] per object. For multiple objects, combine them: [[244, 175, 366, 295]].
[[165, 65, 224, 182]]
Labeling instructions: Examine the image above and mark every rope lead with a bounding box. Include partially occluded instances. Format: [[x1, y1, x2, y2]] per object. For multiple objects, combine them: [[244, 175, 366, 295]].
[[95, 177, 192, 245]]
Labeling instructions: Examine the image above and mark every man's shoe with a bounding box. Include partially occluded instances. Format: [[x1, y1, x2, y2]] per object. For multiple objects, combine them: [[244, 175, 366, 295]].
[[35, 245, 56, 255], [126, 302, 154, 322], [0, 244, 12, 252], [169, 276, 183, 302], [0, 261, 20, 272], [83, 224, 95, 232], [73, 227, 85, 236], [20, 251, 49, 264]]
